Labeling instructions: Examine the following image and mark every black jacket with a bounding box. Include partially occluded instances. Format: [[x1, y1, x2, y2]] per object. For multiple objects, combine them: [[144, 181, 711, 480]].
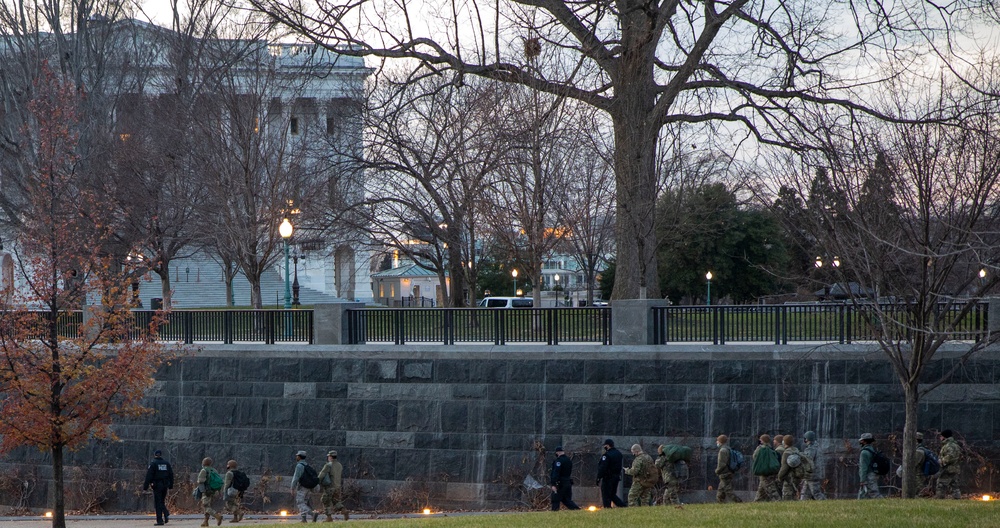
[[143, 457, 174, 490], [550, 454, 573, 486], [597, 447, 623, 481]]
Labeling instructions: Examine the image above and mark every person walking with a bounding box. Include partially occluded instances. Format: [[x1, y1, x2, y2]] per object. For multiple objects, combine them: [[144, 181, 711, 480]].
[[222, 460, 244, 523], [317, 450, 349, 521], [549, 446, 580, 510], [624, 444, 656, 507], [596, 439, 626, 508], [655, 445, 683, 505], [936, 430, 962, 499], [142, 449, 174, 526], [714, 435, 740, 503], [197, 458, 224, 527], [291, 451, 319, 522], [776, 435, 805, 500], [800, 431, 825, 500], [858, 433, 882, 499], [752, 434, 780, 502]]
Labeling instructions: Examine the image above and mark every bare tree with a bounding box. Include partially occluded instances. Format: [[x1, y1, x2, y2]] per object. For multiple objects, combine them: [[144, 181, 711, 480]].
[[771, 78, 1000, 498], [343, 74, 507, 307], [245, 0, 989, 300]]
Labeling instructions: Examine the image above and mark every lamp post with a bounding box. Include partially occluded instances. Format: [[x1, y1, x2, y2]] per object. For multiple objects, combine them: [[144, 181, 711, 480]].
[[292, 248, 303, 306], [279, 218, 293, 310], [511, 269, 518, 296], [705, 271, 713, 306]]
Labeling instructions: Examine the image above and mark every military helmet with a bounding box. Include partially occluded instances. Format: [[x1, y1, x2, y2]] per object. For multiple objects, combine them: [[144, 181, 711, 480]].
[[804, 431, 816, 442]]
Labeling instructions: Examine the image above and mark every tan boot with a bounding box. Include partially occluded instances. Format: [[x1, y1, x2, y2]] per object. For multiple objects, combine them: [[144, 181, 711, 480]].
[[200, 514, 210, 527], [324, 514, 333, 522], [343, 511, 349, 521], [216, 513, 223, 526]]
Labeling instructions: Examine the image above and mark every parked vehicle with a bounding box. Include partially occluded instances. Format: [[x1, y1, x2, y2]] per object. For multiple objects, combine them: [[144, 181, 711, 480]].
[[477, 297, 533, 308]]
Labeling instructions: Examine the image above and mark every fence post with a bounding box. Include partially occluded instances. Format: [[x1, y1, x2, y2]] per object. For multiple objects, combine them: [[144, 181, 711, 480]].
[[224, 310, 233, 344], [313, 303, 365, 344], [610, 300, 669, 345], [394, 310, 404, 345], [838, 304, 845, 345], [184, 311, 194, 344], [444, 309, 454, 345], [264, 311, 275, 345], [546, 309, 555, 346]]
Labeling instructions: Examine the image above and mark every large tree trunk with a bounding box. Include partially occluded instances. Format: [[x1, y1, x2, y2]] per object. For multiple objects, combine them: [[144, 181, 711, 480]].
[[609, 19, 660, 300], [901, 382, 920, 498], [155, 267, 172, 308], [446, 243, 466, 307], [249, 278, 262, 309], [52, 443, 65, 528]]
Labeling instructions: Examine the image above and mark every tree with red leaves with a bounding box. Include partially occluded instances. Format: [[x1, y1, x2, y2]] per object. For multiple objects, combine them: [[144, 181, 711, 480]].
[[0, 63, 174, 528]]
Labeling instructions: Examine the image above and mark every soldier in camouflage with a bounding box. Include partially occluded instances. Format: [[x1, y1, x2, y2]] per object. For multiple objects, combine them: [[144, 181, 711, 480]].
[[936, 430, 962, 499], [654, 445, 682, 506], [857, 433, 882, 499], [752, 434, 781, 502], [318, 450, 349, 521], [776, 435, 804, 500], [714, 435, 740, 503], [624, 444, 655, 507], [799, 431, 825, 500]]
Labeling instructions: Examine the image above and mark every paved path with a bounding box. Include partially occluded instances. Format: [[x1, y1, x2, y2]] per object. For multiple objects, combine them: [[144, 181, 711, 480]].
[[0, 511, 504, 527]]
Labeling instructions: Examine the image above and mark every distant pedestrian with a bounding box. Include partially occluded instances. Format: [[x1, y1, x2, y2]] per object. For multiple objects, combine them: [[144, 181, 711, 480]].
[[197, 457, 224, 526], [936, 430, 962, 499], [655, 445, 684, 505], [773, 435, 785, 455], [752, 434, 780, 502], [714, 435, 740, 503], [624, 444, 656, 506], [776, 435, 806, 500], [800, 431, 826, 500], [549, 446, 580, 510], [291, 451, 319, 522], [596, 439, 626, 508], [142, 449, 174, 526], [223, 460, 243, 523], [318, 450, 349, 521], [858, 433, 882, 499]]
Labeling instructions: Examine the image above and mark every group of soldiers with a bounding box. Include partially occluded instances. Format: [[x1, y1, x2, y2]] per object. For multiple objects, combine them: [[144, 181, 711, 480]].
[[140, 449, 348, 526], [549, 429, 965, 510]]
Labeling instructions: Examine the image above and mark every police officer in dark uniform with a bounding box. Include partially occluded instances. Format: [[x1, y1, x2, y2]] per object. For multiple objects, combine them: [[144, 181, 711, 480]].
[[142, 449, 174, 525], [550, 446, 580, 511], [596, 438, 626, 508]]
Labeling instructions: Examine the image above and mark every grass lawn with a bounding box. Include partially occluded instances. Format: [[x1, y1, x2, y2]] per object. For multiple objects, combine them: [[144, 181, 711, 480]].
[[249, 499, 998, 528]]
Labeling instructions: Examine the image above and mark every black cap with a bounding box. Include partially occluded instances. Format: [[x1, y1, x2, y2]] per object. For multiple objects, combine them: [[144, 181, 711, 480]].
[[603, 439, 614, 447], [941, 429, 953, 438], [153, 450, 162, 457], [555, 446, 564, 452]]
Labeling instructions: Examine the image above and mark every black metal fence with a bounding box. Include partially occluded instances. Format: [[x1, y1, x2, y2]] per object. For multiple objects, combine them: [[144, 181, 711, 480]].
[[130, 310, 313, 344], [346, 307, 611, 345], [652, 303, 988, 345]]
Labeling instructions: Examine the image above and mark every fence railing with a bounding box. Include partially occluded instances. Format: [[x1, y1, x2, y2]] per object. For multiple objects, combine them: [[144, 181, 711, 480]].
[[651, 302, 988, 345], [4, 302, 987, 346], [346, 307, 611, 345]]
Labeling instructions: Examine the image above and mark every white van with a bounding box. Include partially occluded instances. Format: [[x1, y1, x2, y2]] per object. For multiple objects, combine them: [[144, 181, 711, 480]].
[[477, 296, 534, 308]]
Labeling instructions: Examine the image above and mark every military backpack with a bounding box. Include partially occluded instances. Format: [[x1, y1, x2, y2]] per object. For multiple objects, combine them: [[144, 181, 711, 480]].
[[752, 446, 780, 476], [920, 448, 941, 476], [299, 464, 320, 489], [867, 447, 891, 476], [231, 470, 251, 492], [727, 449, 745, 472], [205, 467, 224, 491]]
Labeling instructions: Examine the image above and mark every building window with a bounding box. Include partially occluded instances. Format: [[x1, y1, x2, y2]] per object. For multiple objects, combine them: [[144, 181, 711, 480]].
[[326, 116, 335, 135], [290, 117, 299, 135]]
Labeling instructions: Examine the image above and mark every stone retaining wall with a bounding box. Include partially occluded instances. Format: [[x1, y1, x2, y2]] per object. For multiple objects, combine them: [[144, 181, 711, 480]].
[[1, 344, 998, 512]]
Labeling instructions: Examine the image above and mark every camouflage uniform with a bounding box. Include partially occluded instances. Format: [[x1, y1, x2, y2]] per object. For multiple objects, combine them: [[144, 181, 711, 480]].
[[223, 467, 242, 523], [858, 445, 882, 499], [936, 437, 962, 499], [776, 446, 803, 501], [752, 445, 780, 502], [624, 450, 655, 506], [800, 438, 826, 500], [197, 464, 223, 527], [715, 445, 738, 503], [654, 450, 682, 505], [317, 451, 348, 521]]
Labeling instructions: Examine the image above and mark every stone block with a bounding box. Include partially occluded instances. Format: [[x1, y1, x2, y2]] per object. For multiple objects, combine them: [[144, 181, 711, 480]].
[[604, 384, 644, 401], [563, 385, 601, 401], [585, 360, 624, 384], [583, 402, 623, 436], [545, 361, 584, 384], [317, 382, 348, 399], [269, 358, 302, 382], [508, 360, 545, 383], [348, 384, 382, 399], [848, 361, 894, 384], [251, 383, 284, 398], [179, 398, 206, 426], [330, 400, 365, 430], [181, 382, 214, 397], [284, 382, 316, 399], [441, 402, 469, 433], [367, 360, 398, 382], [268, 400, 299, 429], [435, 361, 471, 383], [300, 358, 333, 382], [207, 399, 238, 426], [401, 360, 434, 382], [220, 380, 254, 397], [365, 448, 397, 480], [921, 385, 967, 402], [505, 384, 541, 401], [379, 432, 415, 449], [645, 384, 686, 402], [470, 361, 508, 383], [444, 482, 484, 502], [209, 358, 241, 381], [868, 384, 904, 403], [431, 451, 473, 482], [624, 403, 663, 436], [346, 431, 381, 447], [504, 403, 541, 434], [364, 400, 398, 431], [394, 449, 431, 479], [663, 361, 710, 383], [611, 299, 669, 345], [468, 402, 506, 434], [330, 359, 365, 382], [711, 361, 755, 384], [968, 385, 1000, 401], [452, 385, 487, 400], [942, 404, 993, 441], [313, 302, 364, 344], [730, 384, 775, 402], [163, 426, 193, 442], [298, 400, 331, 429], [398, 401, 439, 432], [238, 358, 271, 380], [180, 358, 211, 380], [545, 402, 582, 435]]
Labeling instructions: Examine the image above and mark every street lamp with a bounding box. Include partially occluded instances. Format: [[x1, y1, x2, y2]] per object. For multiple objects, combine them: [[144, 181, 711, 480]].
[[706, 271, 713, 306], [511, 269, 518, 296], [279, 218, 293, 310]]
